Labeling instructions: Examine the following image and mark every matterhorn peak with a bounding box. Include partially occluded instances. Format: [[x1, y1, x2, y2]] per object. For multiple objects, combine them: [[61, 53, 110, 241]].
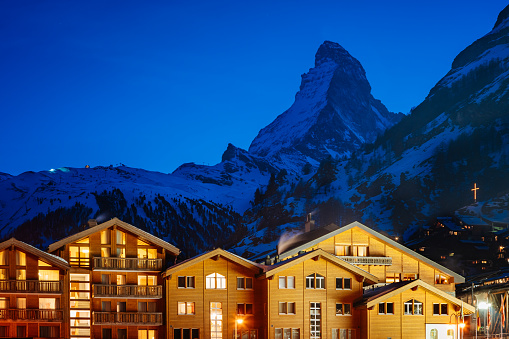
[[249, 41, 402, 172], [314, 41, 354, 67]]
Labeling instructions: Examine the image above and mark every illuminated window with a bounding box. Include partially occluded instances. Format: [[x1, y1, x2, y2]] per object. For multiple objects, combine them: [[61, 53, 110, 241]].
[[335, 245, 350, 256], [69, 244, 90, 267], [0, 298, 8, 309], [101, 247, 111, 258], [0, 252, 8, 266], [275, 329, 300, 339], [138, 275, 157, 286], [116, 230, 126, 245], [206, 273, 226, 289], [138, 329, 156, 339], [117, 247, 125, 258], [137, 239, 149, 246], [435, 274, 448, 284], [386, 273, 400, 283], [100, 230, 111, 244], [178, 302, 195, 315], [16, 269, 26, 280], [17, 297, 26, 309], [402, 273, 417, 281], [306, 274, 325, 289], [138, 248, 157, 259], [39, 298, 57, 310], [38, 270, 59, 281], [38, 260, 51, 267], [0, 269, 7, 280], [16, 251, 26, 266]]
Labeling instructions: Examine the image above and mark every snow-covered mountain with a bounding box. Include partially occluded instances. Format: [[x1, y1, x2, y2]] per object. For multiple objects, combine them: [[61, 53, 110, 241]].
[[249, 41, 403, 172], [0, 146, 277, 256], [4, 5, 508, 261], [232, 5, 509, 259]]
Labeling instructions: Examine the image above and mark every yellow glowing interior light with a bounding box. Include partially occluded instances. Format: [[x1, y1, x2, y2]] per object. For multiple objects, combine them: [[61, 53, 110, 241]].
[[237, 318, 243, 324], [459, 323, 465, 329]]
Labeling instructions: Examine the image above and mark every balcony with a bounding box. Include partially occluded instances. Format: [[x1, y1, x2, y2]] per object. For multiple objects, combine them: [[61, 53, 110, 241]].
[[339, 256, 392, 265], [93, 284, 163, 299], [0, 309, 64, 321], [0, 280, 63, 294], [93, 312, 163, 326], [93, 257, 162, 271]]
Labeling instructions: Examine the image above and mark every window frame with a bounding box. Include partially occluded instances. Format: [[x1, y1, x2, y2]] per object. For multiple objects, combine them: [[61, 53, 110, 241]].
[[306, 273, 325, 289], [433, 303, 448, 315], [336, 277, 352, 290], [335, 303, 352, 316], [206, 273, 226, 289], [237, 277, 253, 290], [404, 299, 423, 315], [177, 302, 195, 315], [177, 276, 195, 289], [378, 302, 394, 315], [278, 302, 296, 315]]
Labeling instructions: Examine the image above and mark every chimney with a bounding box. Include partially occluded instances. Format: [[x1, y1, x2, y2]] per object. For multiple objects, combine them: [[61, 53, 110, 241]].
[[265, 255, 272, 265], [87, 219, 98, 228], [305, 213, 315, 232]]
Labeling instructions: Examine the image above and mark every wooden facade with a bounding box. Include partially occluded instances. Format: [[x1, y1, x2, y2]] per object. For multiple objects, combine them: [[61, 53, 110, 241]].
[[0, 238, 70, 339], [278, 221, 463, 294], [48, 218, 180, 339], [356, 280, 475, 339], [0, 218, 475, 339], [163, 249, 264, 339], [261, 250, 378, 339]]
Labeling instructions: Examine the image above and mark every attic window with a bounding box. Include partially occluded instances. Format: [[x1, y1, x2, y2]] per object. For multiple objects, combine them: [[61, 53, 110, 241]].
[[38, 260, 51, 267], [137, 239, 150, 246]]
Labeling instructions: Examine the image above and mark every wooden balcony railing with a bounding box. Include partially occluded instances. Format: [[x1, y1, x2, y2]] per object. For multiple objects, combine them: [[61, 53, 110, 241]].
[[93, 284, 162, 298], [0, 280, 63, 293], [0, 308, 64, 321], [340, 256, 392, 265], [93, 257, 162, 271], [93, 312, 163, 325]]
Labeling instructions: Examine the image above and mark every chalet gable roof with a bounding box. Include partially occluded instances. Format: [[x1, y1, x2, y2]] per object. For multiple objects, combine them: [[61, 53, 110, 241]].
[[47, 217, 180, 255], [354, 279, 475, 314], [0, 238, 70, 270], [261, 248, 379, 284], [163, 248, 263, 277], [279, 221, 465, 283]]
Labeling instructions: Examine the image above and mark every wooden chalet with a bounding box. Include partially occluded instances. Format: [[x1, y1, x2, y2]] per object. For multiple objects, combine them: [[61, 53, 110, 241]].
[[0, 238, 70, 338], [48, 218, 180, 339], [355, 279, 474, 339], [163, 248, 264, 339], [277, 221, 464, 295], [260, 249, 379, 339]]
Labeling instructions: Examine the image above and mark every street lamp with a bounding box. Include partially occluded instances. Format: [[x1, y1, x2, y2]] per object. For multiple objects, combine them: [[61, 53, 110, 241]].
[[235, 317, 243, 339]]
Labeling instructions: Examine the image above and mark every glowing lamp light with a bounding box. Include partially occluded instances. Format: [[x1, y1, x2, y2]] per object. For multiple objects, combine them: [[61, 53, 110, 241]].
[[459, 322, 465, 329], [237, 318, 243, 324], [478, 302, 491, 309]]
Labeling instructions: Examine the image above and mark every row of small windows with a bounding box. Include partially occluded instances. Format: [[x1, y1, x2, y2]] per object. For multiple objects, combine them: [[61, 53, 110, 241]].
[[0, 251, 52, 266], [278, 302, 351, 316], [178, 302, 253, 316], [178, 274, 253, 290], [378, 301, 448, 316], [279, 275, 351, 290]]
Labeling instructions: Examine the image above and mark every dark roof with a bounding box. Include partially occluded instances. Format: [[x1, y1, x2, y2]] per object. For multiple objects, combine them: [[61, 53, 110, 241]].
[[355, 280, 414, 307]]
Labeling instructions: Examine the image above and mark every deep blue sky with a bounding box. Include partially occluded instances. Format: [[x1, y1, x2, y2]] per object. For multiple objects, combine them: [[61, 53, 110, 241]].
[[1, 1, 507, 175]]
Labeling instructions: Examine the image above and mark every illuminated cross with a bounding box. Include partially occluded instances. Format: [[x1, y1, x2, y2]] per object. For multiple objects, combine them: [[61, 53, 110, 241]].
[[471, 183, 479, 202]]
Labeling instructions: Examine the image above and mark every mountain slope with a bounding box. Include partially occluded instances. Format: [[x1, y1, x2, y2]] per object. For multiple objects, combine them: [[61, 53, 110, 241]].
[[249, 41, 402, 172]]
